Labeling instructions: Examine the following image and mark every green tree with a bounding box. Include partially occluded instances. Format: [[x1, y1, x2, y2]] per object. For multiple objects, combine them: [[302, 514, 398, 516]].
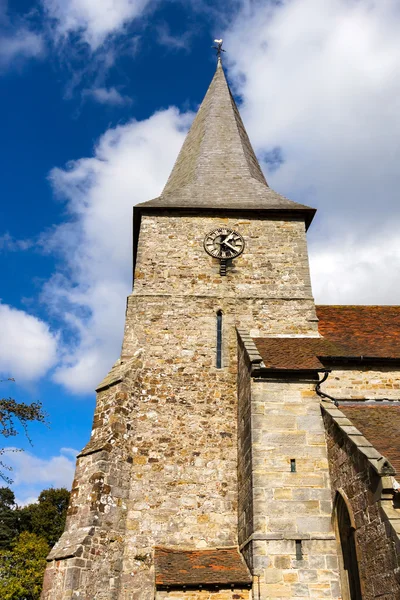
[[0, 531, 49, 600], [19, 487, 70, 547], [0, 380, 47, 483], [0, 487, 18, 549]]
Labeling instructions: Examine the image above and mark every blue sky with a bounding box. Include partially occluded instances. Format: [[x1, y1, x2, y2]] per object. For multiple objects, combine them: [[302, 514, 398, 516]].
[[2, 0, 400, 504]]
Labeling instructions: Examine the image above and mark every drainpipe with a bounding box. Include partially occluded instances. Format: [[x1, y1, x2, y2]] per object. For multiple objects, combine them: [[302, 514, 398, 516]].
[[315, 370, 339, 407]]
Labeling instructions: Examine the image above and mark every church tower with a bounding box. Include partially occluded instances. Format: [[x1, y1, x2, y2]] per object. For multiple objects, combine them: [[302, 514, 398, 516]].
[[42, 58, 342, 600]]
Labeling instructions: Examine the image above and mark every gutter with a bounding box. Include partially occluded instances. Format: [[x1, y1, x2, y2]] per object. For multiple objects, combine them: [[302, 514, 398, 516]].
[[320, 355, 400, 366]]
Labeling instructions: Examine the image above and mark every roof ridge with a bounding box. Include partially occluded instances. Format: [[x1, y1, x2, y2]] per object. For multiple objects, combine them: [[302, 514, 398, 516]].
[[224, 73, 267, 186], [316, 305, 400, 308]]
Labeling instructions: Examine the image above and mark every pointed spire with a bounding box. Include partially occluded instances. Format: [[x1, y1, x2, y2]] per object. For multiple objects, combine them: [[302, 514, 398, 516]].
[[161, 60, 267, 195], [139, 61, 314, 224]]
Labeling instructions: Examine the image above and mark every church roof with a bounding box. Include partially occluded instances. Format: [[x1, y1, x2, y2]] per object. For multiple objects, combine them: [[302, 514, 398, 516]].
[[340, 404, 400, 473], [248, 306, 400, 372], [137, 60, 315, 226], [316, 305, 400, 358], [253, 337, 341, 371], [154, 546, 252, 588]]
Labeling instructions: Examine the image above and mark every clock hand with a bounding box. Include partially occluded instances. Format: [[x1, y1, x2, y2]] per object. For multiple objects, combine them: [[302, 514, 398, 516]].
[[223, 232, 234, 244], [222, 240, 238, 252]]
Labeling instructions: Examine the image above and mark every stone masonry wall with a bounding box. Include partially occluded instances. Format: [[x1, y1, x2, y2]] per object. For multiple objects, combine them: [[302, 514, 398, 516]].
[[43, 212, 318, 599], [41, 373, 137, 600], [320, 366, 400, 401], [118, 213, 318, 599], [240, 377, 341, 599], [129, 214, 316, 305], [324, 412, 400, 599], [118, 362, 239, 599], [237, 337, 254, 567]]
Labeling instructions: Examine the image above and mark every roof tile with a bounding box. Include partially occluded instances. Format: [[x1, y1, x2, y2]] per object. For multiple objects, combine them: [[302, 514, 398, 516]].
[[252, 306, 400, 371], [154, 547, 252, 588], [253, 337, 341, 371], [339, 405, 400, 473], [316, 305, 400, 358]]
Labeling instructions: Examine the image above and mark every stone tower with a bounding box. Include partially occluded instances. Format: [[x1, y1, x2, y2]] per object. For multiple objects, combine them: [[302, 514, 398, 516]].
[[42, 59, 342, 599]]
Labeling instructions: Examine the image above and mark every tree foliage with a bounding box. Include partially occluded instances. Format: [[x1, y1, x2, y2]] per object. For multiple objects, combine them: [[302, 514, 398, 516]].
[[19, 487, 70, 546], [0, 487, 18, 549], [0, 383, 67, 596], [0, 397, 46, 441], [0, 486, 70, 598], [0, 380, 47, 483], [0, 532, 49, 600]]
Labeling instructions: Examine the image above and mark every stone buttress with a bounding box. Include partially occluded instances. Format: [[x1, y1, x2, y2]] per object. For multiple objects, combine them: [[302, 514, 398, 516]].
[[41, 60, 342, 599], [236, 333, 342, 598]]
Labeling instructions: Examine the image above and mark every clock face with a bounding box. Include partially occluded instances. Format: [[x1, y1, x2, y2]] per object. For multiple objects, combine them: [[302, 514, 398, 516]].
[[204, 228, 245, 259]]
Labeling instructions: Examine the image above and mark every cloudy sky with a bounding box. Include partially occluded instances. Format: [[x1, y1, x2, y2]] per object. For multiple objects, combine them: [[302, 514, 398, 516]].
[[1, 0, 400, 504]]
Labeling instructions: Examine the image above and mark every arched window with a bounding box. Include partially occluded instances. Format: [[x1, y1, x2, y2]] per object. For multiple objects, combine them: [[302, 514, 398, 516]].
[[216, 311, 223, 369], [335, 492, 362, 600]]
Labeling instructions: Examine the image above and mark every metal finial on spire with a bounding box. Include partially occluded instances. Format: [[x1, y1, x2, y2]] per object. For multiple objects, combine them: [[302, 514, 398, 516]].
[[213, 39, 226, 62]]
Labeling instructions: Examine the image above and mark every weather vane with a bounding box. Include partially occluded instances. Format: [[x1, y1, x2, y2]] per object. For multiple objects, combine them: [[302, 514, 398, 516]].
[[213, 39, 226, 61]]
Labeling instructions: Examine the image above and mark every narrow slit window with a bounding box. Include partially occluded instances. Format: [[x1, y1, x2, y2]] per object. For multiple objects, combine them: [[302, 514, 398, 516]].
[[295, 540, 303, 561], [216, 311, 223, 369], [290, 459, 296, 472]]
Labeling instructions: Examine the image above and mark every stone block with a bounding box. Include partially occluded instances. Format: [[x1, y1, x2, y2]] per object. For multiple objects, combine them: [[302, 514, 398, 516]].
[[263, 539, 296, 555], [308, 555, 326, 569], [264, 568, 283, 583], [274, 555, 291, 569], [292, 582, 312, 596], [265, 517, 298, 532], [297, 516, 332, 534], [274, 488, 293, 500], [298, 569, 318, 582], [263, 415, 298, 429], [325, 555, 338, 570], [262, 583, 292, 597], [261, 432, 307, 447], [297, 416, 325, 433], [63, 567, 81, 591], [283, 571, 299, 583]]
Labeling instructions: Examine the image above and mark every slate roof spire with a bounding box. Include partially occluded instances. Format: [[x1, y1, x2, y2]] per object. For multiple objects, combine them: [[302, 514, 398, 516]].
[[138, 60, 315, 226]]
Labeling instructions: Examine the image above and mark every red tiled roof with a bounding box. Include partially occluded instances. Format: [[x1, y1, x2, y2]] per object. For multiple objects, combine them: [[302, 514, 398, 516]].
[[340, 404, 400, 473], [154, 547, 252, 588], [253, 337, 342, 371], [316, 305, 400, 358], [252, 306, 400, 371]]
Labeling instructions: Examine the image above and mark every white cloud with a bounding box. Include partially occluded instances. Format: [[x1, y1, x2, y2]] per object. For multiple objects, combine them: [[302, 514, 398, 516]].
[[15, 495, 39, 507], [156, 24, 193, 50], [0, 1, 44, 69], [44, 108, 191, 393], [0, 28, 44, 68], [0, 303, 58, 381], [0, 233, 33, 251], [5, 447, 78, 505], [42, 0, 154, 50], [310, 226, 400, 304], [84, 86, 131, 105], [223, 0, 400, 303], [60, 446, 80, 458]]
